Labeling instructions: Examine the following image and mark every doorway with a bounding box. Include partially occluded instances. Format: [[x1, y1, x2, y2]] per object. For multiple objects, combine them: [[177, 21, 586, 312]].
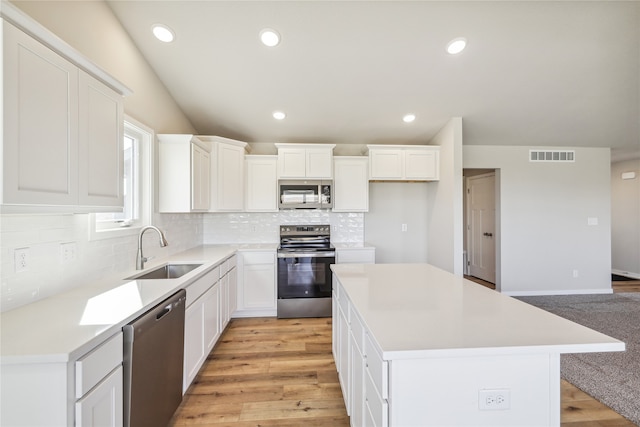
[[463, 169, 499, 290]]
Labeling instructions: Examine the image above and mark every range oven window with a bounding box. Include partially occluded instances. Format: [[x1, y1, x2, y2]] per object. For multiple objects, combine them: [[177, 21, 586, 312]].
[[278, 256, 334, 298]]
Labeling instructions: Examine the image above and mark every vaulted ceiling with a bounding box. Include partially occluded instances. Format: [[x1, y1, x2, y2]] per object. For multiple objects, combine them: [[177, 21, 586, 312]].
[[106, 1, 640, 159]]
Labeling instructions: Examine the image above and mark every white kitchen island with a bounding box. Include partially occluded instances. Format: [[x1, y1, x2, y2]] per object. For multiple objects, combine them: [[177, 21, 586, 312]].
[[331, 263, 625, 427]]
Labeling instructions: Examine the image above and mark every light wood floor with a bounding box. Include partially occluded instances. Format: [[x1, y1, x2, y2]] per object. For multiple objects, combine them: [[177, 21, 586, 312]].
[[170, 280, 640, 427]]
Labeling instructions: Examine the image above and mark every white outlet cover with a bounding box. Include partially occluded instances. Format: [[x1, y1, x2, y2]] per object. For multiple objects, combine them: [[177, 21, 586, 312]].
[[479, 389, 510, 411]]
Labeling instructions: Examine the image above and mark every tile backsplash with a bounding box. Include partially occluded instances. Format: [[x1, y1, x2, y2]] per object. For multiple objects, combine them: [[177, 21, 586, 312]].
[[202, 211, 364, 244], [0, 213, 202, 312], [1, 210, 363, 312]]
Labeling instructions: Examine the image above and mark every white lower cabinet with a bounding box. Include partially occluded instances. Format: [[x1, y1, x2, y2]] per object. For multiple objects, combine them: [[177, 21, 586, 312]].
[[236, 250, 277, 317], [75, 366, 123, 427], [183, 256, 237, 392], [75, 331, 124, 427], [183, 265, 221, 392], [333, 280, 387, 427]]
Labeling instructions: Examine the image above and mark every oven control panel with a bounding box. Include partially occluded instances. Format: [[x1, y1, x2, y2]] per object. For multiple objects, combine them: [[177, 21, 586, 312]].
[[280, 225, 330, 236]]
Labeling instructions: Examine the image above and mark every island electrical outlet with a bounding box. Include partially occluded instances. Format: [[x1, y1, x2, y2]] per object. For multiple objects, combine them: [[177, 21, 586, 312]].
[[479, 389, 510, 411]]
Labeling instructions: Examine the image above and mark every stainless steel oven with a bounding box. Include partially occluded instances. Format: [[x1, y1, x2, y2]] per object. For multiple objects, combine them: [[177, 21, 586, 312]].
[[277, 225, 335, 318]]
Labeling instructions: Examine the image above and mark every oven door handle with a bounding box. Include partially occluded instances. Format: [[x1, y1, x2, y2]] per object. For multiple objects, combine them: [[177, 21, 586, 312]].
[[277, 252, 336, 259]]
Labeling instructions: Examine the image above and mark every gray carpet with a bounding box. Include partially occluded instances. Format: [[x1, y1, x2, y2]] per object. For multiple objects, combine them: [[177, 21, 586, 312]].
[[518, 293, 640, 425]]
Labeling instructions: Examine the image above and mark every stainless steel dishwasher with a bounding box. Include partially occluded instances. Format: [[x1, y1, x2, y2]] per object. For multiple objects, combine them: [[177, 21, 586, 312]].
[[123, 289, 186, 427]]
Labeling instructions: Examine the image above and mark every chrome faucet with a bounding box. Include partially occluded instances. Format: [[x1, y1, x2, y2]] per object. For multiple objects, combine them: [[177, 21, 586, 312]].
[[136, 226, 168, 270]]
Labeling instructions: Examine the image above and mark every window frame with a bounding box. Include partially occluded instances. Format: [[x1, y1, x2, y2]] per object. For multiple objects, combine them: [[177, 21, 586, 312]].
[[88, 116, 154, 241]]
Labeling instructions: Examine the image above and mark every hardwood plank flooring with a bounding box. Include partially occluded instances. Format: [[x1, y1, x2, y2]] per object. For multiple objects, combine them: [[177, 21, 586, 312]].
[[171, 282, 639, 427]]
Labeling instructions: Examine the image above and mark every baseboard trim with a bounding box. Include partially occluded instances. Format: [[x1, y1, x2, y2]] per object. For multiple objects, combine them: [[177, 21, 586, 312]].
[[612, 269, 640, 280], [505, 288, 613, 297], [232, 309, 277, 318]]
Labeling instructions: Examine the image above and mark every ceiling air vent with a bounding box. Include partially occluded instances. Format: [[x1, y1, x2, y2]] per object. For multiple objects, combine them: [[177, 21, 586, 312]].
[[529, 150, 575, 162]]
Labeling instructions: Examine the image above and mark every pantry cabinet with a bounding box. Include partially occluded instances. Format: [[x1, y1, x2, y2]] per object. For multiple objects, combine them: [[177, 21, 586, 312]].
[[333, 157, 369, 212], [245, 155, 278, 211], [2, 16, 129, 212], [158, 134, 212, 212], [275, 143, 336, 179], [367, 145, 440, 181]]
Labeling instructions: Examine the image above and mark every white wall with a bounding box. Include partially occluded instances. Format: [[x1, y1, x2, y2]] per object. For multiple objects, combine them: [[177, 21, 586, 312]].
[[1, 2, 201, 311], [464, 146, 612, 295], [426, 118, 464, 274], [364, 183, 429, 263], [611, 158, 640, 278]]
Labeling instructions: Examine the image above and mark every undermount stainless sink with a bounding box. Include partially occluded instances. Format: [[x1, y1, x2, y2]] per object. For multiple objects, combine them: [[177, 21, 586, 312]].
[[126, 264, 202, 280]]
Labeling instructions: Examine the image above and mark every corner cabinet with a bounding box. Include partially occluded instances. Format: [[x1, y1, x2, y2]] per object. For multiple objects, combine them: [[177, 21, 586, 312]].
[[275, 143, 336, 179], [158, 134, 212, 213], [208, 137, 248, 212], [333, 157, 369, 212], [245, 155, 278, 212], [2, 13, 131, 212], [367, 145, 440, 181]]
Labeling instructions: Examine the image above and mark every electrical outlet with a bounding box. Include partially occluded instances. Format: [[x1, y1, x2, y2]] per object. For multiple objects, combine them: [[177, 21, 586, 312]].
[[14, 248, 30, 273], [60, 242, 77, 263], [401, 223, 408, 232], [573, 269, 579, 278], [479, 389, 510, 411]]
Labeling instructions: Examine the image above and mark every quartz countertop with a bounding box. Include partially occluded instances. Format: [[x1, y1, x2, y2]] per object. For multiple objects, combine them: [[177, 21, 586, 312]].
[[0, 244, 264, 364], [331, 263, 625, 360], [332, 242, 376, 250]]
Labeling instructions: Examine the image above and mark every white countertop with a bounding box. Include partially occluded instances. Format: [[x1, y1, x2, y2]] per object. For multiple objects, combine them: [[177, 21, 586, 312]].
[[0, 244, 254, 364], [332, 242, 376, 250], [331, 263, 625, 360]]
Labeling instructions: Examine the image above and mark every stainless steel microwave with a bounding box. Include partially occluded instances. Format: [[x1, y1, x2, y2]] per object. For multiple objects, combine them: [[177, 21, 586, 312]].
[[278, 180, 333, 210]]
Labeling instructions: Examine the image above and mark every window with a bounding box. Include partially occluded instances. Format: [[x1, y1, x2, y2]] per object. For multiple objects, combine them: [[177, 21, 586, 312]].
[[89, 117, 153, 240]]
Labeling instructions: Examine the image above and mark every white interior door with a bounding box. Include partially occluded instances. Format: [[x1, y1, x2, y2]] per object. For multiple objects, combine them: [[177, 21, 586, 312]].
[[467, 173, 496, 283]]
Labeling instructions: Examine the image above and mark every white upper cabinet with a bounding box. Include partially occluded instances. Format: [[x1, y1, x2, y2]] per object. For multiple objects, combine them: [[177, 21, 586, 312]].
[[275, 143, 336, 179], [208, 136, 248, 212], [367, 145, 440, 181], [1, 9, 130, 212], [333, 157, 369, 212], [158, 134, 212, 212], [245, 155, 278, 212]]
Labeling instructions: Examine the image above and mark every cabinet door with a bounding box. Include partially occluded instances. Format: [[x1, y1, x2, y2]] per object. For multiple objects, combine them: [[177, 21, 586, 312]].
[[192, 144, 211, 210], [216, 143, 245, 210], [242, 264, 276, 309], [369, 150, 403, 180], [75, 365, 123, 427], [333, 157, 368, 212], [404, 149, 439, 180], [220, 272, 230, 329], [350, 336, 365, 427], [183, 301, 205, 392], [228, 267, 238, 317], [337, 300, 351, 414], [3, 22, 79, 206], [78, 71, 124, 207], [203, 284, 220, 352], [245, 156, 278, 211], [277, 148, 306, 178], [305, 148, 333, 178]]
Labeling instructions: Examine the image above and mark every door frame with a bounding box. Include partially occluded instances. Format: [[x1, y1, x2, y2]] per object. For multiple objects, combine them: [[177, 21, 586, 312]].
[[464, 169, 501, 292]]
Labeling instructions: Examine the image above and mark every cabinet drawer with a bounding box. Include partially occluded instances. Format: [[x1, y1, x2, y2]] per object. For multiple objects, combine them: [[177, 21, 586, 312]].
[[75, 331, 123, 398], [350, 308, 365, 352], [186, 266, 219, 307], [227, 255, 237, 270], [75, 365, 123, 426], [242, 251, 275, 265], [364, 333, 388, 399], [364, 370, 388, 427]]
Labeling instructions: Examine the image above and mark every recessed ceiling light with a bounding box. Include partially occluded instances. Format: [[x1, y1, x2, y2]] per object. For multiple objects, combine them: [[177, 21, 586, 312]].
[[446, 37, 467, 55], [152, 24, 175, 43], [273, 111, 286, 120], [260, 28, 281, 47], [403, 114, 416, 123]]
